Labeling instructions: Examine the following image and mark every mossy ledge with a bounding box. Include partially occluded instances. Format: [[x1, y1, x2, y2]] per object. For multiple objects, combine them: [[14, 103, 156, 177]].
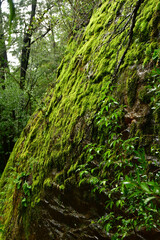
[[0, 0, 160, 239]]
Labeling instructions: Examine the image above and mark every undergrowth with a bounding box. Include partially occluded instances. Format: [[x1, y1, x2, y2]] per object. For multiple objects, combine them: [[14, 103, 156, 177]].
[[77, 49, 160, 239]]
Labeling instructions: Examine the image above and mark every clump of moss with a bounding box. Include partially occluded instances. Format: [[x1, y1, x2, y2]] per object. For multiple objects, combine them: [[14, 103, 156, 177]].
[[150, 6, 160, 38], [126, 73, 138, 107], [138, 86, 153, 103]]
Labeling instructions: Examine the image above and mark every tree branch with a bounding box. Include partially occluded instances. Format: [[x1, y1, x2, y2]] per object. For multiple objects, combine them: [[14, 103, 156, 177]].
[[113, 0, 145, 78], [31, 27, 51, 45]]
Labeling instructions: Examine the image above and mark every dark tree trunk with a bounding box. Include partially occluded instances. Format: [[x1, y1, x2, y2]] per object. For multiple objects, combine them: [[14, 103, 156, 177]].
[[0, 0, 8, 90], [20, 0, 37, 90]]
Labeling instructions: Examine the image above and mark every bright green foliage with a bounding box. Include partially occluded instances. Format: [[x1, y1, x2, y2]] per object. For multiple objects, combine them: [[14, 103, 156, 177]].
[[0, 0, 99, 173], [21, 181, 31, 207], [15, 172, 32, 207]]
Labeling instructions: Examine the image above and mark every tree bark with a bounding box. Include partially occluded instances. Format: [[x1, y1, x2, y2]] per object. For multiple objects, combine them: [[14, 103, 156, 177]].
[[20, 0, 37, 90]]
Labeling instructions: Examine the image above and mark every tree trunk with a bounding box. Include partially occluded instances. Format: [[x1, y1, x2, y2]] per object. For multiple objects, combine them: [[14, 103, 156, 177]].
[[0, 0, 8, 90], [20, 0, 37, 90]]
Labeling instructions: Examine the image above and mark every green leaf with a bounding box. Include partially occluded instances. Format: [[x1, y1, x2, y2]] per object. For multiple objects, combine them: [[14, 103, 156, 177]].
[[100, 180, 107, 186], [89, 177, 99, 185], [152, 49, 160, 60], [148, 181, 158, 187], [144, 196, 156, 205], [153, 186, 160, 195], [140, 182, 151, 194], [79, 170, 88, 178], [22, 197, 27, 207], [105, 223, 112, 232], [123, 181, 131, 185], [99, 187, 106, 193], [91, 168, 96, 174], [79, 178, 86, 186], [116, 200, 124, 208]]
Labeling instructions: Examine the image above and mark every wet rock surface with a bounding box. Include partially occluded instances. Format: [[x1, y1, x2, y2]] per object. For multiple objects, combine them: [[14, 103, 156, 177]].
[[31, 185, 109, 240], [29, 184, 160, 240]]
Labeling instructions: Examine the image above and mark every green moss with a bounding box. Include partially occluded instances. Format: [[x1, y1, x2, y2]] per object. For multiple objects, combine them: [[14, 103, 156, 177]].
[[135, 129, 144, 147], [64, 175, 76, 188], [138, 86, 152, 103], [150, 7, 160, 38], [43, 178, 52, 188], [126, 73, 138, 107], [130, 121, 137, 137], [143, 56, 150, 66]]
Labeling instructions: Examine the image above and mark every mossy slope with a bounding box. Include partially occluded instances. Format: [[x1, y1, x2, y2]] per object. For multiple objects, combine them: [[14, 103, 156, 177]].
[[0, 0, 160, 239]]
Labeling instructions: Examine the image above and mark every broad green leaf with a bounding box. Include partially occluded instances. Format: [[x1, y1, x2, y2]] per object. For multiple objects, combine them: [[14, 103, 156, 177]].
[[144, 196, 156, 205]]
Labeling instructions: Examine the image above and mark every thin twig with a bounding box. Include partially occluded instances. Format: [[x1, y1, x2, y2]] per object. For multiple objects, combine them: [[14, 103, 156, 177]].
[[137, 233, 147, 240], [4, 69, 20, 85]]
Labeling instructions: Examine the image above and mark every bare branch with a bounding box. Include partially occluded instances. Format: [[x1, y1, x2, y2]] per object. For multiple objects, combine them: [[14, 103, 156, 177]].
[[31, 27, 51, 45], [113, 0, 145, 78]]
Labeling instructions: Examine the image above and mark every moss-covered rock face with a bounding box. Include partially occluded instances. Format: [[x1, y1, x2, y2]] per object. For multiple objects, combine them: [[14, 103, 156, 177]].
[[0, 0, 160, 239]]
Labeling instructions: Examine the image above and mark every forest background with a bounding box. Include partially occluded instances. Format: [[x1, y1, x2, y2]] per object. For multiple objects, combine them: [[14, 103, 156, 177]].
[[0, 0, 99, 173]]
